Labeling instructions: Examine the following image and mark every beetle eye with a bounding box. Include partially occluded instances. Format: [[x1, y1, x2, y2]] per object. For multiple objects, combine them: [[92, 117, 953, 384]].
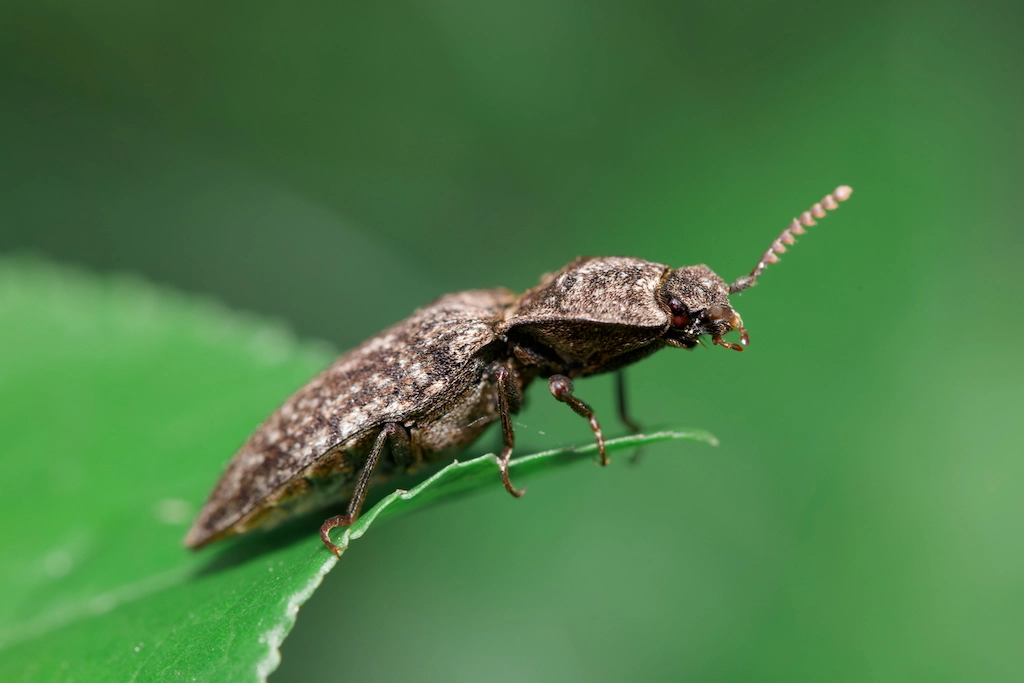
[[667, 297, 690, 329]]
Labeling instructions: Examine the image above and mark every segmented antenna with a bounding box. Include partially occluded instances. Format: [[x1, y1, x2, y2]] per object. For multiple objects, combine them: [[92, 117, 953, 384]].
[[729, 185, 853, 293]]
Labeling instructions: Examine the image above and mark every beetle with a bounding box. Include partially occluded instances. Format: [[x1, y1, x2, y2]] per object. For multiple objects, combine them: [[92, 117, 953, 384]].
[[185, 186, 852, 555]]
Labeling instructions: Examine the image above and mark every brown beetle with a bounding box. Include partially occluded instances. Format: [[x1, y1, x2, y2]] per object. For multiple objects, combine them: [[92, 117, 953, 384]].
[[185, 186, 852, 555]]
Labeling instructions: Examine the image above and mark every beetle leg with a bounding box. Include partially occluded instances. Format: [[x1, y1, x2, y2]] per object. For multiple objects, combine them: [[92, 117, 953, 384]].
[[616, 369, 641, 433], [549, 374, 608, 466], [616, 370, 647, 465], [494, 363, 525, 498], [320, 422, 408, 556], [388, 422, 422, 473]]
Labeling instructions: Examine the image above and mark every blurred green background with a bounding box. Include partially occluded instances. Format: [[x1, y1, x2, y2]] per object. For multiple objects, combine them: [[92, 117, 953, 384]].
[[2, 1, 1022, 681]]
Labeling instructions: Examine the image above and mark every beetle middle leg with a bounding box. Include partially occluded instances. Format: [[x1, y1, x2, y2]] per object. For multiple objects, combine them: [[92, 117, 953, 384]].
[[320, 422, 410, 556], [549, 374, 607, 466]]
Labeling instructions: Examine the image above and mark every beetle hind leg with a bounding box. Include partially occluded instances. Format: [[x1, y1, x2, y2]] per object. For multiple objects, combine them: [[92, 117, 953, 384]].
[[320, 422, 410, 556]]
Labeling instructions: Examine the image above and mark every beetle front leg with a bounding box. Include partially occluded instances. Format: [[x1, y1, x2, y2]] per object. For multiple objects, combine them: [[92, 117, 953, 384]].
[[320, 422, 409, 556], [494, 363, 525, 498], [549, 374, 607, 466]]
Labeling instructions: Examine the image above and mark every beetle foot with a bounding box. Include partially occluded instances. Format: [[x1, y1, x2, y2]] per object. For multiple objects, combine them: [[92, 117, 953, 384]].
[[497, 451, 525, 498], [320, 515, 353, 556]]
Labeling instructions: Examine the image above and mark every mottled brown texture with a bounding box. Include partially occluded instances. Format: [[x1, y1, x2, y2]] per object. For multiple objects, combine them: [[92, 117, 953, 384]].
[[185, 288, 516, 548], [507, 257, 671, 328]]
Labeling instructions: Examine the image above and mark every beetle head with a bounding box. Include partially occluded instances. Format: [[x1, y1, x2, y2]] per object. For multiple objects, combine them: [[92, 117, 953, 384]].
[[660, 185, 854, 353], [659, 266, 747, 352]]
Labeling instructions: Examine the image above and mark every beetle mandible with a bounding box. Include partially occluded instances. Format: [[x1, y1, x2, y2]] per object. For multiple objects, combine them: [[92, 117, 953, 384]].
[[185, 186, 852, 555]]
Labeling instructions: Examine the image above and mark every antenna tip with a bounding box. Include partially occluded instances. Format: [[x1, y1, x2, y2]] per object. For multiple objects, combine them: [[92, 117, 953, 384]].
[[834, 185, 853, 201]]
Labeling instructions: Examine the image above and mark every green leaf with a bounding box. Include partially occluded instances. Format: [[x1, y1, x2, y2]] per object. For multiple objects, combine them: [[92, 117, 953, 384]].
[[0, 258, 716, 682]]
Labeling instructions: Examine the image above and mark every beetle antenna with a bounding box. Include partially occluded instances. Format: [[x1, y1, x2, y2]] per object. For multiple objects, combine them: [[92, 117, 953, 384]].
[[729, 185, 852, 293]]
